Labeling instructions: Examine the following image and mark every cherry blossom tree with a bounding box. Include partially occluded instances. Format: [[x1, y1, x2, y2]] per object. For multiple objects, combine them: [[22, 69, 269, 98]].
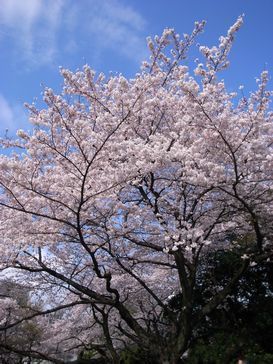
[[0, 16, 272, 363]]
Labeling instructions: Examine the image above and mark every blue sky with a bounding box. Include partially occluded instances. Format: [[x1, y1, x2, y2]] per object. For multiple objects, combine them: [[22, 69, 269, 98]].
[[0, 0, 272, 135]]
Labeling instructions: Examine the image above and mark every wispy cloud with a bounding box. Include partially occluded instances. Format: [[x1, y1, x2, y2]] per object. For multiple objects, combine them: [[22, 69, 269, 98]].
[[85, 0, 147, 61], [0, 0, 64, 66], [0, 94, 13, 130], [0, 94, 27, 134], [0, 0, 147, 67]]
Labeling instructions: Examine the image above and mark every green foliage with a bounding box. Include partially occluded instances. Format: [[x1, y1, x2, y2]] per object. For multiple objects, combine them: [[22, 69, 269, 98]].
[[187, 337, 273, 364], [119, 346, 159, 364], [184, 249, 273, 363], [119, 346, 143, 364], [79, 349, 97, 360]]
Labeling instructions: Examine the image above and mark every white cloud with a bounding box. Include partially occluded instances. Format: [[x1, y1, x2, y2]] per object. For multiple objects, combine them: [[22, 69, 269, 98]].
[[0, 0, 42, 26], [0, 0, 64, 66], [0, 0, 147, 67], [0, 94, 13, 128], [0, 94, 27, 134], [84, 0, 147, 61], [0, 1, 147, 134]]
